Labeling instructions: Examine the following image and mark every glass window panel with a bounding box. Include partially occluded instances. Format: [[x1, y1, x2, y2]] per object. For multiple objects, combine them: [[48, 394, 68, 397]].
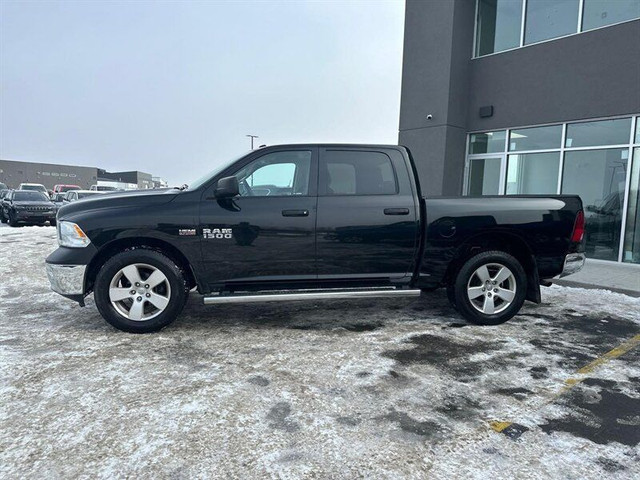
[[562, 148, 628, 261], [582, 0, 640, 31], [623, 147, 640, 263], [475, 0, 523, 56], [636, 118, 640, 143], [565, 118, 632, 147], [468, 157, 502, 195], [320, 150, 397, 195], [469, 130, 506, 154], [509, 124, 562, 151], [506, 152, 560, 194], [234, 150, 312, 197], [525, 0, 580, 44]]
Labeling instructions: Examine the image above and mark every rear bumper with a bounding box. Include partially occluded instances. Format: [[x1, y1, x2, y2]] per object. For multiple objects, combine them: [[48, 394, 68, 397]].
[[46, 263, 87, 295], [560, 253, 586, 277]]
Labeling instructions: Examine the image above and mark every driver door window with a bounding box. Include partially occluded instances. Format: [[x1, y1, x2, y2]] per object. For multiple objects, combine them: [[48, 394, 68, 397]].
[[235, 151, 312, 197]]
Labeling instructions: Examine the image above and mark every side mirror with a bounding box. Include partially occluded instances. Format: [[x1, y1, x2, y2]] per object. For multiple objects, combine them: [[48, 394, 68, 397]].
[[215, 176, 239, 198]]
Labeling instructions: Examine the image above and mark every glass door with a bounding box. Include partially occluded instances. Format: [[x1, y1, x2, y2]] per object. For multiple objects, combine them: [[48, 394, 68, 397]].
[[466, 156, 505, 196]]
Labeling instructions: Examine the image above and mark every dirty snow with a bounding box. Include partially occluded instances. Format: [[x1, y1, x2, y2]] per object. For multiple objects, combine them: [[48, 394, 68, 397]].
[[1, 224, 639, 479]]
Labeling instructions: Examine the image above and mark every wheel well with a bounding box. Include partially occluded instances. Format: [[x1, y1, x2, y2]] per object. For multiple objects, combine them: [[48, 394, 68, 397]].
[[85, 238, 197, 293], [446, 232, 541, 303]]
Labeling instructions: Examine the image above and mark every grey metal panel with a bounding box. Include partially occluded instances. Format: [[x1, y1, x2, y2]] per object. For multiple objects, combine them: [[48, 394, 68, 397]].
[[399, 0, 455, 132], [466, 19, 640, 131], [399, 124, 467, 196], [399, 0, 476, 196]]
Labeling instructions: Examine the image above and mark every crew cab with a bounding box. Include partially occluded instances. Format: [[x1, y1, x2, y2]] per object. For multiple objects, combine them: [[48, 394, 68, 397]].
[[46, 144, 585, 333]]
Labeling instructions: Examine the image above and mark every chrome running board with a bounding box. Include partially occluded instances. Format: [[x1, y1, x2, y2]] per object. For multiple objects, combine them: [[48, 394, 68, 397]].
[[203, 289, 421, 305]]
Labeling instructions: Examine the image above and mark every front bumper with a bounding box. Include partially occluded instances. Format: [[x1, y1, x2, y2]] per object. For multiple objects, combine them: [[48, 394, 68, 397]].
[[560, 253, 586, 277], [14, 211, 56, 221], [46, 263, 87, 295]]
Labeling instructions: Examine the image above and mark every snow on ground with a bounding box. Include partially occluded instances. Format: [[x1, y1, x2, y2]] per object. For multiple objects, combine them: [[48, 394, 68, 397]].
[[1, 223, 639, 479]]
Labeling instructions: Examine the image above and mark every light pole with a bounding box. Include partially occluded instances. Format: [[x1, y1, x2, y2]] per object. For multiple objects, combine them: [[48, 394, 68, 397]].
[[246, 134, 259, 150]]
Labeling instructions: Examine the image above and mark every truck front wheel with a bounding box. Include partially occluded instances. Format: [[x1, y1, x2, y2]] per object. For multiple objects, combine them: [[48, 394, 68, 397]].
[[453, 251, 527, 326], [94, 249, 189, 333]]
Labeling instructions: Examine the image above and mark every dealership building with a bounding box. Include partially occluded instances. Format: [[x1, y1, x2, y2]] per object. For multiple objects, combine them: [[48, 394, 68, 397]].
[[399, 0, 640, 264], [0, 159, 156, 191]]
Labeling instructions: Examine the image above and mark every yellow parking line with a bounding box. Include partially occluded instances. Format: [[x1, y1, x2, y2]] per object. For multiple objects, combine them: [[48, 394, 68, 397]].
[[489, 421, 513, 433], [570, 333, 640, 378], [489, 333, 640, 436]]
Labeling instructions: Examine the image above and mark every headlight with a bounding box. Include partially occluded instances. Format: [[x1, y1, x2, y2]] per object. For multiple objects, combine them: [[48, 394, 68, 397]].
[[58, 221, 91, 248]]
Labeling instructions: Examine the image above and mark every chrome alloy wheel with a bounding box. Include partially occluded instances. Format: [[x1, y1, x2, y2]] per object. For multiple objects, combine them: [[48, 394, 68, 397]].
[[466, 263, 516, 315], [108, 263, 171, 321]]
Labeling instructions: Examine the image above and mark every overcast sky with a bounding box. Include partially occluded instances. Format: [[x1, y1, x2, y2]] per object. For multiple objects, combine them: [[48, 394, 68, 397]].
[[0, 0, 405, 185]]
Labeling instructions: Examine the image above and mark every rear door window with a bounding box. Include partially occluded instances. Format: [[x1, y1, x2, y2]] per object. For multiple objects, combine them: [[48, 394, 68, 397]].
[[320, 150, 397, 195]]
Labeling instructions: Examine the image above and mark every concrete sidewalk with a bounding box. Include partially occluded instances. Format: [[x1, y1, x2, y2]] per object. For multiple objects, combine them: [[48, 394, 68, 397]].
[[553, 259, 640, 297]]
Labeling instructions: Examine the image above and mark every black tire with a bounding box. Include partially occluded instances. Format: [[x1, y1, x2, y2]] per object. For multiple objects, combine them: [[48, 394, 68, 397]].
[[49, 219, 57, 227], [0, 214, 7, 224], [8, 212, 19, 227], [94, 249, 189, 333], [453, 250, 527, 326]]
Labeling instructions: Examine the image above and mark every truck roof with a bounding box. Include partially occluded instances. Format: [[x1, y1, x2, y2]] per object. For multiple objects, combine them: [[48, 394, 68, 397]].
[[255, 143, 405, 149]]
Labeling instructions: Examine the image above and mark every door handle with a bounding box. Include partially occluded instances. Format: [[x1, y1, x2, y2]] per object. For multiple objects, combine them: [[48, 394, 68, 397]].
[[384, 208, 410, 215], [282, 209, 309, 217]]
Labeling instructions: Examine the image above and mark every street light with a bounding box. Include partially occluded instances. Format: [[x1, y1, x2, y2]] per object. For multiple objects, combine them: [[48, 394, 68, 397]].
[[246, 134, 259, 150]]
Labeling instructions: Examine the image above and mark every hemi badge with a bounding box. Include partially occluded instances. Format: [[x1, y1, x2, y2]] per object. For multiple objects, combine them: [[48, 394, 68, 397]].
[[179, 229, 197, 236]]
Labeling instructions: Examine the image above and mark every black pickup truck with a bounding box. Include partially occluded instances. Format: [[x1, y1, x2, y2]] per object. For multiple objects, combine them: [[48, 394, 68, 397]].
[[46, 144, 585, 333]]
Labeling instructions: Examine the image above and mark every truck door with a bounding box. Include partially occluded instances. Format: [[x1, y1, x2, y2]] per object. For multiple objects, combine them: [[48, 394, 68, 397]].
[[315, 147, 419, 283], [199, 147, 318, 287]]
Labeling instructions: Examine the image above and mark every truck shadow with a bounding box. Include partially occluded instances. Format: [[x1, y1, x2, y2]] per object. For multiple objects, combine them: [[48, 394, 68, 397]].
[[176, 289, 462, 332]]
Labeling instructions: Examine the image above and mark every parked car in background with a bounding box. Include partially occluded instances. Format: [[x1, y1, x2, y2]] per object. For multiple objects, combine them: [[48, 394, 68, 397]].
[[90, 185, 119, 192], [18, 183, 48, 194], [51, 193, 68, 214], [64, 190, 104, 202], [1, 190, 56, 227], [0, 182, 7, 190], [0, 189, 11, 222], [53, 184, 81, 195], [46, 143, 586, 333]]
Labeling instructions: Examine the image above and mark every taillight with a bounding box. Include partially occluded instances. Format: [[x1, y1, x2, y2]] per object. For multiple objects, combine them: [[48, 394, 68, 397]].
[[571, 210, 585, 243]]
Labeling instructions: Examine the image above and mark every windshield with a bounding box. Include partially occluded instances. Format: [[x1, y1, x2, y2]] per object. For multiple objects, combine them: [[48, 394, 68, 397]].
[[60, 186, 80, 192], [21, 185, 47, 192], [14, 191, 49, 201], [97, 186, 118, 191], [188, 152, 249, 190], [77, 192, 101, 199]]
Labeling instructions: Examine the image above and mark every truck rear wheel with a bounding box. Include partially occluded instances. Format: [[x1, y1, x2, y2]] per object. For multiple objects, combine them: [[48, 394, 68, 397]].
[[453, 251, 526, 326], [94, 249, 189, 333]]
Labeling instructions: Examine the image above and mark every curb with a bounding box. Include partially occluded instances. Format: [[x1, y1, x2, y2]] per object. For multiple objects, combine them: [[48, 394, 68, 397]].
[[551, 279, 640, 298]]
